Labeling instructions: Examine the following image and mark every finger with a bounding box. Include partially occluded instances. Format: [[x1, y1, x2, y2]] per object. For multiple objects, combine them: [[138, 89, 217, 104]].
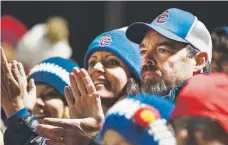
[[73, 67, 87, 95], [1, 47, 13, 78], [69, 73, 80, 101], [64, 86, 74, 107], [28, 79, 36, 96], [26, 79, 37, 110], [17, 62, 27, 80], [37, 124, 64, 142], [8, 63, 12, 70], [11, 60, 21, 83], [42, 118, 80, 128], [93, 94, 104, 121], [2, 62, 12, 80], [79, 69, 96, 94]]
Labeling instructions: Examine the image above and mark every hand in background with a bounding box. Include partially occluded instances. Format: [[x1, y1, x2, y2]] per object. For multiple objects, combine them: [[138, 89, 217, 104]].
[[18, 62, 36, 112], [1, 47, 36, 117], [37, 68, 104, 145]]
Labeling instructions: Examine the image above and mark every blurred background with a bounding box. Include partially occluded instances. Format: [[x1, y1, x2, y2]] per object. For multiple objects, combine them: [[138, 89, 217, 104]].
[[2, 1, 228, 68]]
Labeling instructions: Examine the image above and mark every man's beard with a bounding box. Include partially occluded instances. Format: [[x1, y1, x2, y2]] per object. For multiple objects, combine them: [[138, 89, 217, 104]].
[[141, 63, 169, 95], [141, 78, 168, 95]]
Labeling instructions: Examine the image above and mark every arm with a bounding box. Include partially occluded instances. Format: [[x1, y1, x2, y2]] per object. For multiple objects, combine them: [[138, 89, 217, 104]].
[[4, 108, 46, 145], [1, 47, 44, 145]]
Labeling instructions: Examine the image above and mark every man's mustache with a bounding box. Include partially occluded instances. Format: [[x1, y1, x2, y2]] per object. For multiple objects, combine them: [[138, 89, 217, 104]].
[[142, 64, 157, 73]]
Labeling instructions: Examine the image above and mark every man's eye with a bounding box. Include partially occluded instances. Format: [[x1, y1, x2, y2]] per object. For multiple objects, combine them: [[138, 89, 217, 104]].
[[107, 59, 120, 66], [140, 50, 146, 56], [89, 61, 97, 67], [158, 48, 170, 53]]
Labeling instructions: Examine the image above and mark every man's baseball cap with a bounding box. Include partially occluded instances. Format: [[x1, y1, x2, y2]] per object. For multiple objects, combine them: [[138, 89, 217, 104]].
[[171, 73, 228, 133], [126, 8, 212, 62]]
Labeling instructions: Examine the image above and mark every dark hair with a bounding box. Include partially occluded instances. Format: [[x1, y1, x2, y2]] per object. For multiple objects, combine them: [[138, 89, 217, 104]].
[[125, 77, 141, 96], [211, 29, 228, 54], [186, 44, 211, 73], [171, 116, 228, 143], [211, 29, 228, 72]]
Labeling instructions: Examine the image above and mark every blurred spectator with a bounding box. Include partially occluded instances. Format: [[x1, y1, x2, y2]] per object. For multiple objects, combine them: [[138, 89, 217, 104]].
[[211, 27, 228, 74], [101, 93, 175, 145], [171, 73, 228, 145], [1, 15, 27, 63], [16, 16, 72, 71]]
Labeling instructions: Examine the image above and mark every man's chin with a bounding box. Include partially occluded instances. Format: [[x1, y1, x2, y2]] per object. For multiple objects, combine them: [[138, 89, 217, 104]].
[[141, 79, 168, 95], [142, 78, 159, 86], [143, 75, 161, 83]]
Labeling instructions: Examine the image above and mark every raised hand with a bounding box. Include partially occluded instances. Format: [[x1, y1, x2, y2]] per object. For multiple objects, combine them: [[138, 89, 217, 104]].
[[38, 68, 104, 145], [1, 47, 24, 117], [65, 68, 104, 119], [1, 47, 36, 117]]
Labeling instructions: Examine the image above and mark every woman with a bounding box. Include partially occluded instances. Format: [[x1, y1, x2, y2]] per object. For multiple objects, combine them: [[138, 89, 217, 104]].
[[83, 27, 141, 114]]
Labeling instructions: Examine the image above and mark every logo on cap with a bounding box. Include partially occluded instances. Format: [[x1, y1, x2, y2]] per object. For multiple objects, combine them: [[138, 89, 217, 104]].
[[156, 10, 169, 24], [99, 35, 112, 47], [133, 105, 160, 127]]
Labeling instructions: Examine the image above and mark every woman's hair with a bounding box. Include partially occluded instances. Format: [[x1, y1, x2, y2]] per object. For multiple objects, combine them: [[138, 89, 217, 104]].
[[125, 77, 141, 96]]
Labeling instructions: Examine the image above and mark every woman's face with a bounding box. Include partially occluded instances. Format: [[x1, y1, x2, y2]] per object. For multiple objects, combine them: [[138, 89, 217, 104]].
[[87, 51, 130, 100], [32, 84, 67, 119]]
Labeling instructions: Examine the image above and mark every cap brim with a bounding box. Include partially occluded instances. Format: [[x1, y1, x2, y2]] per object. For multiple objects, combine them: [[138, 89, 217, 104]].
[[126, 22, 189, 44], [126, 22, 152, 44]]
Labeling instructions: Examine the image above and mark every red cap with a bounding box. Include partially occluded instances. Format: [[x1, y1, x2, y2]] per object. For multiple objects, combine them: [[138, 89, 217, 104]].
[[171, 73, 228, 133], [1, 15, 27, 45]]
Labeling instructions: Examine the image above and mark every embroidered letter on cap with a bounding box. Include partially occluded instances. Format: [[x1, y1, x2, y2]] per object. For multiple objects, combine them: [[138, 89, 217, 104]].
[[99, 34, 112, 47], [156, 10, 169, 24]]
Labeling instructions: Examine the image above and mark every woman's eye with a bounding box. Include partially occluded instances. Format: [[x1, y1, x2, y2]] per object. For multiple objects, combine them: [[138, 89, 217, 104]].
[[89, 61, 97, 67], [107, 59, 120, 66]]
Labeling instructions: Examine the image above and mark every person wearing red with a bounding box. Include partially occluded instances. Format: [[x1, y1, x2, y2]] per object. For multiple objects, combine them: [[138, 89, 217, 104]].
[[171, 73, 228, 145]]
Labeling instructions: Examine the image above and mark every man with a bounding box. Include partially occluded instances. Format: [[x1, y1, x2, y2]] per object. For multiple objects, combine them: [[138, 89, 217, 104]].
[[126, 8, 212, 101], [171, 73, 228, 145], [211, 26, 228, 74]]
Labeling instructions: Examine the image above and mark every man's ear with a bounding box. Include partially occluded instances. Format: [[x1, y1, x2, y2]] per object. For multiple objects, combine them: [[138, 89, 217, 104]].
[[193, 52, 208, 73]]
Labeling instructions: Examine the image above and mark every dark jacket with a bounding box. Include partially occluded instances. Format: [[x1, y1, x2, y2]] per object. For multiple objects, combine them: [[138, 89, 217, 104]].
[[3, 108, 101, 145]]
